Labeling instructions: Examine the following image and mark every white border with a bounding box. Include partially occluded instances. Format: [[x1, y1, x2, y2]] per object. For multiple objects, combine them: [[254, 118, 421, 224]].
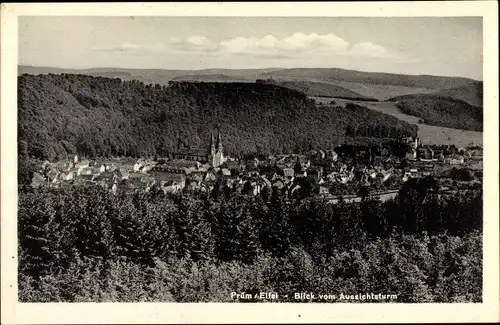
[[1, 2, 499, 324]]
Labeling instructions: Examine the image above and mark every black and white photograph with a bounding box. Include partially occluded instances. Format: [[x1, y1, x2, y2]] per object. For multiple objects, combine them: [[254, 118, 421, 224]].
[[1, 2, 499, 324]]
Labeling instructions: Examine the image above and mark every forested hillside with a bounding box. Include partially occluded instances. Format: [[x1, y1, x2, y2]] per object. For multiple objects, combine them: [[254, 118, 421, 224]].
[[432, 82, 483, 107], [389, 94, 483, 132], [261, 68, 479, 90], [18, 74, 416, 160], [258, 79, 376, 101]]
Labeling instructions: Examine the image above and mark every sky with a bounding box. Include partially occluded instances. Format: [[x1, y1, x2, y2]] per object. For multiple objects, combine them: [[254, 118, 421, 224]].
[[19, 16, 483, 80]]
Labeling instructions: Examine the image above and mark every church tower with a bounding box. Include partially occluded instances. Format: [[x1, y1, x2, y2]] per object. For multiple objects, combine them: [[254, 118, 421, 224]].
[[208, 127, 224, 167], [209, 132, 216, 157]]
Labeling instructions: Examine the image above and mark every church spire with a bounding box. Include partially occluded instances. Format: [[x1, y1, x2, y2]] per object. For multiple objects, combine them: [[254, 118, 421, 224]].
[[209, 132, 215, 154], [216, 126, 223, 151]]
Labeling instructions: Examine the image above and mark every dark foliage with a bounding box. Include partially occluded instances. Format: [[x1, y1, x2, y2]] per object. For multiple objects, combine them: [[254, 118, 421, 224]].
[[18, 74, 416, 161], [258, 78, 378, 101], [390, 94, 482, 131], [18, 179, 482, 302]]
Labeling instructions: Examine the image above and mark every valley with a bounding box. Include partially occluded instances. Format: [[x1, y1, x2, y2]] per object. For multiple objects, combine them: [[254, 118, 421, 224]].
[[312, 97, 483, 147]]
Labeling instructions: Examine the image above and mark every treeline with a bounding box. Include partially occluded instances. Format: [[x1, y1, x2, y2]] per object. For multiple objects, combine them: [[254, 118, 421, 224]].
[[18, 178, 482, 302], [256, 78, 379, 101], [18, 74, 417, 161], [390, 95, 483, 131]]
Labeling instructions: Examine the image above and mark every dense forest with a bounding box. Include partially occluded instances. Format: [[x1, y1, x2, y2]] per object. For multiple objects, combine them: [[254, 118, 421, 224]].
[[390, 94, 483, 132], [18, 177, 482, 302], [18, 74, 417, 161]]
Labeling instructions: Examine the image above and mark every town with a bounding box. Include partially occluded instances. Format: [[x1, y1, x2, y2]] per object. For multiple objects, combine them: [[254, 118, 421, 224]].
[[30, 128, 483, 201]]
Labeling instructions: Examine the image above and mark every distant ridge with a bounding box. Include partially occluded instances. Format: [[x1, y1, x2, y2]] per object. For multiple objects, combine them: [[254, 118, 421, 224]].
[[172, 74, 248, 82], [18, 65, 479, 86], [260, 67, 479, 90], [18, 65, 480, 101]]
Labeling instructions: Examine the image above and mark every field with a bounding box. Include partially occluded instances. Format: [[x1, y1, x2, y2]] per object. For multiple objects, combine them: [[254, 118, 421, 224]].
[[311, 97, 483, 147]]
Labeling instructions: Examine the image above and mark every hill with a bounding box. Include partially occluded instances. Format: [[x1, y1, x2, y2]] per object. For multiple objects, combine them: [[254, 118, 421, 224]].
[[18, 74, 416, 161], [19, 65, 479, 101], [18, 65, 281, 84], [261, 68, 479, 90], [172, 74, 248, 82], [257, 79, 376, 101], [388, 94, 482, 132], [432, 81, 483, 107]]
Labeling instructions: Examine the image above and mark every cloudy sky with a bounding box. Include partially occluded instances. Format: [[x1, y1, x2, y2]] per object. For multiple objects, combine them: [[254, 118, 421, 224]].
[[19, 16, 483, 80]]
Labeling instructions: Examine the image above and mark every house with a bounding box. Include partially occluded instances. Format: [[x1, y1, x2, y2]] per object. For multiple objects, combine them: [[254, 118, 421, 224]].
[[445, 155, 465, 165], [204, 170, 217, 182], [470, 148, 483, 160], [94, 171, 117, 182], [367, 169, 377, 179], [306, 167, 323, 181], [221, 168, 231, 177], [187, 172, 204, 184], [282, 168, 295, 178], [59, 171, 75, 181], [273, 180, 285, 189], [403, 168, 419, 181], [80, 167, 94, 176], [75, 159, 90, 169], [126, 177, 155, 192], [402, 136, 419, 149], [377, 170, 392, 183], [318, 186, 330, 195], [92, 165, 106, 174], [406, 149, 417, 160], [111, 182, 118, 194], [80, 174, 95, 182], [186, 180, 202, 192], [46, 170, 59, 183], [326, 150, 338, 161], [300, 159, 311, 169], [141, 163, 156, 173], [155, 172, 186, 190], [133, 159, 147, 172], [223, 160, 242, 173], [54, 160, 74, 171], [96, 178, 115, 191], [41, 160, 51, 171], [31, 172, 46, 188], [417, 146, 434, 160], [118, 169, 130, 180]]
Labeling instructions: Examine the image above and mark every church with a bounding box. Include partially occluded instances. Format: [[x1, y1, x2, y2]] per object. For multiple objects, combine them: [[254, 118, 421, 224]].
[[170, 128, 226, 168]]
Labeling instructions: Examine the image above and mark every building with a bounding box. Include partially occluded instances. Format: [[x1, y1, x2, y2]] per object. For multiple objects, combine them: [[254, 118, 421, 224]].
[[75, 159, 90, 169], [417, 146, 434, 160], [154, 172, 186, 191], [170, 128, 226, 168]]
